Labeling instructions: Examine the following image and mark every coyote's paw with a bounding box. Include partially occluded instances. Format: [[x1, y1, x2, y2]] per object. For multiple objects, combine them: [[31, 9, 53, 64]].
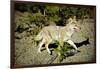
[[48, 51, 51, 54], [76, 49, 80, 52], [38, 50, 41, 53]]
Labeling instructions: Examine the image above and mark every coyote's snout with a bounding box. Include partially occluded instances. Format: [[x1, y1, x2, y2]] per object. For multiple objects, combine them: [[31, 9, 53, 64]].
[[35, 16, 80, 54]]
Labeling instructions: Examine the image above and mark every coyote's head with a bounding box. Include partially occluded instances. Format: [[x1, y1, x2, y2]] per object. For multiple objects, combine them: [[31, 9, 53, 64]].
[[67, 16, 81, 32]]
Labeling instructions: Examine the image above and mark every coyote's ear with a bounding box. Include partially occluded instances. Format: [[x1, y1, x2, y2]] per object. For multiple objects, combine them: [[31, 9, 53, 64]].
[[73, 16, 76, 21], [68, 18, 73, 23]]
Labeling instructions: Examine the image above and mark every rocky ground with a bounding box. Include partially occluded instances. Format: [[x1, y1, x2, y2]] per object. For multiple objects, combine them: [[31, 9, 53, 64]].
[[15, 19, 96, 67]]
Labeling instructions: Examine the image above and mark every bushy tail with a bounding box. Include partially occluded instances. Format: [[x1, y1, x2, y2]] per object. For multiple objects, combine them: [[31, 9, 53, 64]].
[[34, 31, 42, 41]]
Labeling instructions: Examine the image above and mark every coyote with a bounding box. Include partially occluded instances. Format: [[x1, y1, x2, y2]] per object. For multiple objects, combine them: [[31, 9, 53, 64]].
[[35, 16, 80, 54]]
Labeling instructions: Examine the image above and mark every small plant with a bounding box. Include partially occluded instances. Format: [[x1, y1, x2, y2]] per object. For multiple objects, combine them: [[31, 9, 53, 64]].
[[54, 41, 71, 62]]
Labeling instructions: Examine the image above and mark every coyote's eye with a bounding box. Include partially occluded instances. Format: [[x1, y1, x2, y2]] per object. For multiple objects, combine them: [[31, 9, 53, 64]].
[[73, 28, 76, 29], [75, 25, 77, 26]]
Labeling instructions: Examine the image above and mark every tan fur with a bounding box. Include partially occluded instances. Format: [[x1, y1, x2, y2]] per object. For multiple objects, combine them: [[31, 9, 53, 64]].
[[35, 16, 80, 54]]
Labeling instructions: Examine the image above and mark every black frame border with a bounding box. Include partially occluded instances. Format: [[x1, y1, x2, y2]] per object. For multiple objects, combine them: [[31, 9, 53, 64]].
[[11, 0, 96, 68]]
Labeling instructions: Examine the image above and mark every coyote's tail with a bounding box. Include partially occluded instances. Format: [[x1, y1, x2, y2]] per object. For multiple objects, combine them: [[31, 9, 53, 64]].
[[34, 31, 42, 41]]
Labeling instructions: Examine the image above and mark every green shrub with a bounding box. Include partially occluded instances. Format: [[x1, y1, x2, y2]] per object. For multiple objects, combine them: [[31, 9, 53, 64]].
[[54, 41, 71, 62]]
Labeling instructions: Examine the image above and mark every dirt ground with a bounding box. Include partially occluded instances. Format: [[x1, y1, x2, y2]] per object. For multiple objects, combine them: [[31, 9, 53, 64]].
[[15, 19, 96, 66]]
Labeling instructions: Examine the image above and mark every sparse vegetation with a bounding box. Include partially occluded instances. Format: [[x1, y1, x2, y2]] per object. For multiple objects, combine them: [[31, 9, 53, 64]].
[[15, 3, 94, 37]]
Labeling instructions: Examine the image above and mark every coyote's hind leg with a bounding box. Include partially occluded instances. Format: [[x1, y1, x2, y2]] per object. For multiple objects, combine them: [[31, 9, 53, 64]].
[[38, 40, 44, 53], [45, 43, 51, 54]]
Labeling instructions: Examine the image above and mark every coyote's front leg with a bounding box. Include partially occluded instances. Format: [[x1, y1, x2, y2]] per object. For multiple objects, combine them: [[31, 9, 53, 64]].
[[67, 40, 78, 51]]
